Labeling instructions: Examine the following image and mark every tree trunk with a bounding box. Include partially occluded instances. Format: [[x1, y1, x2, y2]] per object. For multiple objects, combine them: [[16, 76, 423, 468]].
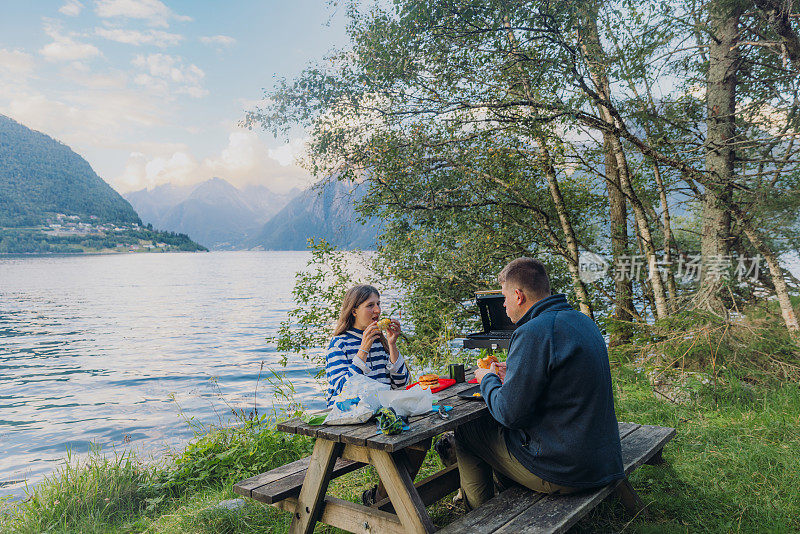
[[580, 1, 670, 320], [501, 17, 595, 320], [537, 137, 595, 319], [607, 139, 635, 344], [653, 162, 679, 312], [698, 0, 741, 314], [740, 220, 800, 335]]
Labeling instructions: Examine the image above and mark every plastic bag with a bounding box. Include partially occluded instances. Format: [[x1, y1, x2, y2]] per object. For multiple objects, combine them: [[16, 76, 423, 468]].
[[323, 401, 374, 425], [377, 385, 433, 417], [338, 374, 390, 413]]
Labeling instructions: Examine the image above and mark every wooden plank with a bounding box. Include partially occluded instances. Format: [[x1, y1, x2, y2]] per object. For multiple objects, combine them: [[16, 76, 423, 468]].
[[495, 483, 619, 534], [618, 421, 640, 440], [375, 463, 461, 512], [621, 425, 676, 475], [438, 486, 545, 534], [277, 417, 321, 438], [369, 448, 436, 533], [341, 421, 383, 446], [289, 439, 343, 534], [341, 443, 372, 464], [315, 422, 368, 445], [249, 457, 364, 504], [275, 495, 406, 534], [366, 397, 489, 451], [233, 456, 311, 498], [440, 424, 676, 534]]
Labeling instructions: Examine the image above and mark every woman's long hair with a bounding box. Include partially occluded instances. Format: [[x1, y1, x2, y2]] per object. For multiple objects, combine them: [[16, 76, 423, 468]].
[[332, 284, 388, 351]]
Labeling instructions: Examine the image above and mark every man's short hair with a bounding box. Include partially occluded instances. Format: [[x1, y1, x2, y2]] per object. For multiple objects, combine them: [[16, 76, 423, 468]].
[[498, 257, 551, 299]]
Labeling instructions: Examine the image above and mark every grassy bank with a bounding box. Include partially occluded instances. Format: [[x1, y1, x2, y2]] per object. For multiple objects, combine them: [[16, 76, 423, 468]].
[[3, 369, 797, 533], [3, 308, 799, 532]]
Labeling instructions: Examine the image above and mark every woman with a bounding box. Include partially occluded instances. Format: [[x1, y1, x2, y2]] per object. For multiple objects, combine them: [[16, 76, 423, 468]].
[[325, 284, 417, 507], [325, 284, 409, 407]]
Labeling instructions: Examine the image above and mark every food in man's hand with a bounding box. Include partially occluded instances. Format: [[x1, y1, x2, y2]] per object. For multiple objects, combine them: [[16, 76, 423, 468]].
[[477, 354, 499, 369], [419, 374, 440, 390], [376, 317, 392, 331]]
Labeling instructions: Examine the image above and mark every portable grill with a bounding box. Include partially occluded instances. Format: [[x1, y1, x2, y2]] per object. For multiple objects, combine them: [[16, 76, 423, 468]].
[[462, 290, 516, 349]]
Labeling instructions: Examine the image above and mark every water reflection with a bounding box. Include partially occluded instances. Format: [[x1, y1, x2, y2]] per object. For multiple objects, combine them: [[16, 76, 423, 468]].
[[0, 251, 331, 500]]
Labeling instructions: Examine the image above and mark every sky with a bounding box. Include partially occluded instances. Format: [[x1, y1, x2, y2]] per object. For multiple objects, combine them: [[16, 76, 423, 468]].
[[0, 0, 351, 194]]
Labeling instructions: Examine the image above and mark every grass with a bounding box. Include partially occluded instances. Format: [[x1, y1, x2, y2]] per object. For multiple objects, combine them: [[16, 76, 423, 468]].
[[3, 311, 800, 533], [571, 368, 800, 533], [3, 371, 797, 533]]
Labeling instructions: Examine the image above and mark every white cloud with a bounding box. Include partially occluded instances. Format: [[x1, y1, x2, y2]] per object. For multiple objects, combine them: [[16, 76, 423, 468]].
[[40, 38, 101, 61], [3, 95, 84, 132], [96, 27, 183, 47], [61, 62, 128, 89], [116, 151, 198, 191], [40, 22, 101, 62], [113, 129, 312, 193], [0, 89, 164, 154], [200, 35, 236, 47], [59, 0, 84, 16], [132, 53, 206, 98], [203, 130, 312, 192], [0, 49, 36, 76], [95, 0, 191, 28], [268, 137, 305, 166]]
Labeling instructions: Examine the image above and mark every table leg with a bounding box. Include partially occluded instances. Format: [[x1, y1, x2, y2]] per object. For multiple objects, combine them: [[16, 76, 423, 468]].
[[289, 439, 343, 534], [369, 448, 436, 534], [374, 438, 430, 504]]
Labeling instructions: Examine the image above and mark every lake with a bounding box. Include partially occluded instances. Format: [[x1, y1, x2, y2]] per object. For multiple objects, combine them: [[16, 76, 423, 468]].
[[0, 251, 336, 500]]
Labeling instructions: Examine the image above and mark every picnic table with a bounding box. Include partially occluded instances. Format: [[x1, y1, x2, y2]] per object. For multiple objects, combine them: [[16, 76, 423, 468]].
[[234, 367, 676, 534]]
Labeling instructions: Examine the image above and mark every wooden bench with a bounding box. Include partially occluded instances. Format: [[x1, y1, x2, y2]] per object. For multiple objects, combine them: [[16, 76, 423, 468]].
[[234, 455, 365, 505], [438, 422, 676, 534], [234, 421, 674, 533]]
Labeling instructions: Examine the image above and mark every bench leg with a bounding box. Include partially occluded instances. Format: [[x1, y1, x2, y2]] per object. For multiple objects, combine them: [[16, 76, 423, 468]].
[[645, 448, 665, 465], [289, 439, 343, 534], [370, 449, 436, 534], [614, 477, 646, 517]]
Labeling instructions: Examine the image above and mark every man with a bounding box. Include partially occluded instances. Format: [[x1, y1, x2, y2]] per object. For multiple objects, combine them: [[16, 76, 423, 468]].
[[455, 257, 624, 509]]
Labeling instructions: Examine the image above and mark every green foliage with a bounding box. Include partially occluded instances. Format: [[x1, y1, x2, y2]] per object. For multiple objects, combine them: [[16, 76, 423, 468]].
[[1, 448, 160, 533], [251, 0, 800, 332], [154, 420, 311, 495], [0, 227, 206, 254], [270, 238, 372, 368]]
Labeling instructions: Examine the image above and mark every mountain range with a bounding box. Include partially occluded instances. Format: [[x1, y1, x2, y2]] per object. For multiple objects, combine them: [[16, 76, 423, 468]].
[[0, 111, 378, 252], [125, 177, 380, 250], [250, 180, 380, 250]]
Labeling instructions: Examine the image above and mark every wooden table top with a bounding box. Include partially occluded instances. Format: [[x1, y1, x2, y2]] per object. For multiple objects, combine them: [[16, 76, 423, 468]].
[[277, 367, 489, 452]]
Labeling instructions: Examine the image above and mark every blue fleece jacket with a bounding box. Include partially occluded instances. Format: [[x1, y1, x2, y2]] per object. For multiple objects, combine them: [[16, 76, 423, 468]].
[[479, 293, 624, 488]]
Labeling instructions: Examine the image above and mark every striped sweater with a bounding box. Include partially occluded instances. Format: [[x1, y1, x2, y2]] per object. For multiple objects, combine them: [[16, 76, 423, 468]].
[[325, 328, 410, 406]]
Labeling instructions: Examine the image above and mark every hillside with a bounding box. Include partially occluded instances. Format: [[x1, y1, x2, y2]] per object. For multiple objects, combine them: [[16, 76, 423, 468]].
[[0, 114, 140, 227], [0, 115, 205, 254], [250, 179, 379, 250]]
